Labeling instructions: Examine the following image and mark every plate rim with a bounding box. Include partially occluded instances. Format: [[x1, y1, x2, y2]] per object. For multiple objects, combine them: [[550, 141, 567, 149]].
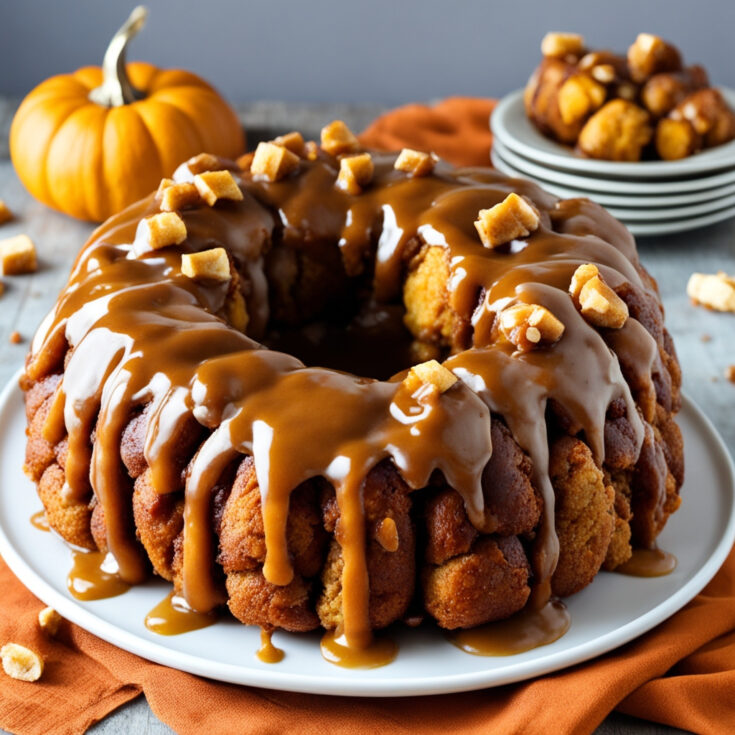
[[493, 140, 735, 205], [0, 368, 733, 697], [492, 88, 735, 180], [491, 151, 735, 236], [491, 137, 735, 195]]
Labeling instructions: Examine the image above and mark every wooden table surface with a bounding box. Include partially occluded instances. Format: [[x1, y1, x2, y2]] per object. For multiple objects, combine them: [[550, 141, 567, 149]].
[[2, 96, 731, 735]]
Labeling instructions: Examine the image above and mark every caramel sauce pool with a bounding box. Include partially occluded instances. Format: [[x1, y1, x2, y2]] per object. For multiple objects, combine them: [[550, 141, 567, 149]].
[[257, 628, 285, 664], [616, 548, 677, 577], [145, 591, 218, 636], [67, 550, 131, 601], [30, 510, 50, 532], [320, 629, 398, 668], [448, 599, 570, 656]]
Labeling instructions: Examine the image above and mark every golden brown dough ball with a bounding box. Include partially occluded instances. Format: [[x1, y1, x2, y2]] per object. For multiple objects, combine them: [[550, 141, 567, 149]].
[[577, 99, 653, 161]]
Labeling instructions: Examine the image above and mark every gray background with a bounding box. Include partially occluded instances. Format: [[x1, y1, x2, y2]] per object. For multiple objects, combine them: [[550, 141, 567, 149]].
[[1, 0, 733, 104]]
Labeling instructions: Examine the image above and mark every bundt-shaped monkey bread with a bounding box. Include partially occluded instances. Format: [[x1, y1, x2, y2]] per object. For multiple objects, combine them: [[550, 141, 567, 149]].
[[22, 122, 683, 653]]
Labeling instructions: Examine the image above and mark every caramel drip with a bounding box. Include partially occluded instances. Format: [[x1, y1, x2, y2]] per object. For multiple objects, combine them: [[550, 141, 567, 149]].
[[616, 547, 677, 577], [320, 629, 398, 669], [257, 628, 285, 664], [67, 550, 131, 601], [145, 591, 218, 635], [30, 510, 50, 532], [26, 149, 661, 656], [448, 598, 570, 656]]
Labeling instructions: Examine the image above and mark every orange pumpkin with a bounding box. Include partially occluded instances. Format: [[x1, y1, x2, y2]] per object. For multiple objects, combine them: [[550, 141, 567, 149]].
[[10, 7, 244, 222]]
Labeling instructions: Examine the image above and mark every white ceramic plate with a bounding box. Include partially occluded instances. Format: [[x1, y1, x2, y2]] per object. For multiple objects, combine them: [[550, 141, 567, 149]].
[[490, 138, 735, 195], [491, 151, 735, 236], [0, 369, 733, 697], [493, 140, 735, 207], [492, 88, 735, 179]]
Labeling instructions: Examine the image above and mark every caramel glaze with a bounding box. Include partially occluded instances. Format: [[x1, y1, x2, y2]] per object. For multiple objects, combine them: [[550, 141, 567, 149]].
[[320, 628, 398, 669], [30, 510, 50, 532], [145, 591, 218, 635], [27, 148, 668, 656], [615, 547, 677, 577], [257, 628, 285, 664], [448, 598, 570, 657], [67, 550, 131, 601]]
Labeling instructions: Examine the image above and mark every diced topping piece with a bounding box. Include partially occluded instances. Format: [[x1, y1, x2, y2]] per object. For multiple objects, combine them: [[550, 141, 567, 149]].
[[557, 74, 606, 126], [184, 153, 222, 176], [541, 32, 585, 59], [475, 193, 540, 248], [159, 181, 200, 212], [250, 142, 300, 182], [394, 148, 438, 177], [136, 212, 187, 252], [687, 271, 735, 312], [181, 247, 231, 282], [320, 120, 360, 156], [403, 359, 457, 395], [0, 200, 13, 225], [570, 263, 629, 328], [336, 153, 374, 195], [273, 131, 306, 156], [9, 330, 21, 344], [376, 517, 399, 552], [627, 33, 682, 83], [725, 365, 735, 384], [38, 607, 62, 636], [0, 234, 38, 275], [194, 170, 244, 205], [1, 643, 44, 682], [499, 303, 565, 351]]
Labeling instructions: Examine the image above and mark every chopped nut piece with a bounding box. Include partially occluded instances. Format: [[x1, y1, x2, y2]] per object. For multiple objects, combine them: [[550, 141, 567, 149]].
[[540, 32, 585, 59], [250, 142, 300, 182], [569, 263, 600, 301], [320, 120, 360, 156], [159, 181, 200, 212], [1, 643, 44, 682], [304, 141, 319, 160], [135, 212, 187, 252], [627, 33, 682, 83], [9, 330, 21, 344], [376, 517, 399, 552], [184, 153, 222, 176], [687, 271, 735, 312], [336, 153, 374, 195], [38, 607, 62, 636], [404, 359, 457, 395], [578, 275, 629, 328], [557, 74, 606, 126], [394, 148, 438, 177], [193, 170, 244, 206], [726, 365, 735, 384], [701, 333, 712, 343], [236, 152, 254, 172], [0, 234, 38, 275], [475, 193, 540, 249], [273, 131, 306, 156], [181, 247, 231, 282], [0, 200, 13, 225], [499, 303, 565, 351]]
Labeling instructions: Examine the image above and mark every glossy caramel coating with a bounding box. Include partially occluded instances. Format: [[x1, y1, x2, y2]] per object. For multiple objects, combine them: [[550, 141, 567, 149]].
[[21, 139, 683, 652]]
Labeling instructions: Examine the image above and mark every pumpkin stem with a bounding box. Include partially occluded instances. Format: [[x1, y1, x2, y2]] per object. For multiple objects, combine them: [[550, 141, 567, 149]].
[[89, 6, 148, 107]]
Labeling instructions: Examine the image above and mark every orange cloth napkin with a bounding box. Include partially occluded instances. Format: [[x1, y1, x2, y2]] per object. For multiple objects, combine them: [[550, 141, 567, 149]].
[[2, 97, 735, 735]]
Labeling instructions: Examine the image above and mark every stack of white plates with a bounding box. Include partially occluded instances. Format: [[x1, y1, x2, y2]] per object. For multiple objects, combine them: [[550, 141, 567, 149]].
[[490, 88, 735, 236]]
